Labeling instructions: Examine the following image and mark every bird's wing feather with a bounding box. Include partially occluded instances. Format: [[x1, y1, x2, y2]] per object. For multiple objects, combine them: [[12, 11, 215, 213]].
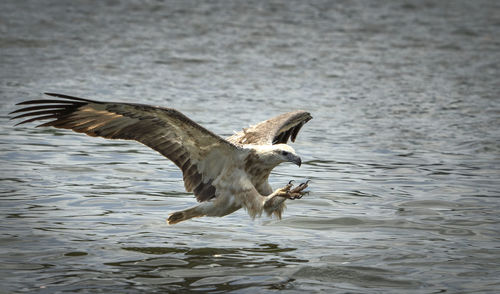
[[227, 110, 312, 145], [10, 93, 240, 202]]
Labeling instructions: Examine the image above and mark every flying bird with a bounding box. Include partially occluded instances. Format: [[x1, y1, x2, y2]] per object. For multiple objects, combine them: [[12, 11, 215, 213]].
[[10, 93, 312, 224]]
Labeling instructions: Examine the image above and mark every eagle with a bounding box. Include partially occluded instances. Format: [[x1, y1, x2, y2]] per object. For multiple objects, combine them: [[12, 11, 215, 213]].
[[10, 93, 312, 224]]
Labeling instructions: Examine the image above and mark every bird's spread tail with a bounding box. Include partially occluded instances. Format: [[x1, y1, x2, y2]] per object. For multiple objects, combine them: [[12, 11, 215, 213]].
[[167, 206, 205, 225]]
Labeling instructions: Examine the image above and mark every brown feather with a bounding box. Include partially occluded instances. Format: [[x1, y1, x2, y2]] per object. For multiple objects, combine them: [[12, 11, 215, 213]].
[[227, 110, 312, 145], [193, 180, 216, 202], [16, 114, 60, 126], [15, 99, 83, 105], [290, 123, 304, 142], [10, 104, 71, 114]]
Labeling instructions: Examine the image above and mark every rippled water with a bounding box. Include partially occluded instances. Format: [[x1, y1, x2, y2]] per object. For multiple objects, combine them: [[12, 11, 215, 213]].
[[1, 0, 500, 293]]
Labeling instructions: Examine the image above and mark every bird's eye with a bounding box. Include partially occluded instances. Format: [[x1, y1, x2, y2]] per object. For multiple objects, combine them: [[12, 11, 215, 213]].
[[282, 151, 289, 156]]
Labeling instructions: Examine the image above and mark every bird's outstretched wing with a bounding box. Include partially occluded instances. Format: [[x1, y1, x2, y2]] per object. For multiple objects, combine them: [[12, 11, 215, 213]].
[[10, 93, 240, 202], [227, 110, 312, 145]]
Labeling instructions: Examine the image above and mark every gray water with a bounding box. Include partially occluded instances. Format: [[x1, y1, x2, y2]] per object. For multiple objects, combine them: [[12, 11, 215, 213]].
[[1, 0, 499, 293]]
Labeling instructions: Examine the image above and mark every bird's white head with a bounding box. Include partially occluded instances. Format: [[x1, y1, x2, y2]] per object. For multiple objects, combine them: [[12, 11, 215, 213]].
[[251, 144, 302, 168]]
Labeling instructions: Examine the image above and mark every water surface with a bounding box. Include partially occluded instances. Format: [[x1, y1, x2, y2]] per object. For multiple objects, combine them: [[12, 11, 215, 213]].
[[1, 0, 499, 293]]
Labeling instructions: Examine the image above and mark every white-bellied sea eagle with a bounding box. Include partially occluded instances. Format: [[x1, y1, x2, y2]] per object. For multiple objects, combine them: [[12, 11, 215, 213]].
[[10, 93, 312, 224]]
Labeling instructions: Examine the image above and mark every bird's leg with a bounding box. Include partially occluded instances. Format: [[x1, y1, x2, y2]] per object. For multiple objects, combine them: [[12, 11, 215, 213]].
[[263, 180, 310, 217], [264, 180, 294, 210]]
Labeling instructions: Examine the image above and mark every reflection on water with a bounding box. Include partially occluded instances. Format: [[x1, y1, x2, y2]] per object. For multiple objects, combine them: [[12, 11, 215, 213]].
[[1, 0, 500, 293], [106, 244, 299, 292]]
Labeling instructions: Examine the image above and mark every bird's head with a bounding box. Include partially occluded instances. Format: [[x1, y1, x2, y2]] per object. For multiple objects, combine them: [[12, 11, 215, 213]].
[[252, 144, 302, 168]]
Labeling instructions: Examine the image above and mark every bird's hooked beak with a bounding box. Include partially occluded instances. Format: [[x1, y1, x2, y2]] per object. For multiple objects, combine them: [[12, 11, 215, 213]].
[[291, 155, 302, 167]]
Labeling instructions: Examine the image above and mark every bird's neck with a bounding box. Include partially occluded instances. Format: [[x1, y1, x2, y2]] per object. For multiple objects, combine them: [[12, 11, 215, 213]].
[[244, 149, 278, 191]]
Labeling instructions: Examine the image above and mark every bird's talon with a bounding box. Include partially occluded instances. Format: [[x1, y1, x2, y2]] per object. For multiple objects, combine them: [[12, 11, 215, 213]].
[[291, 182, 309, 193], [283, 181, 294, 191]]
